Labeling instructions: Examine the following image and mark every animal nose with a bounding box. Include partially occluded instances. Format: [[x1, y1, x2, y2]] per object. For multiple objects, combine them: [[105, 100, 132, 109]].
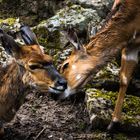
[[50, 78, 67, 100], [55, 78, 67, 90]]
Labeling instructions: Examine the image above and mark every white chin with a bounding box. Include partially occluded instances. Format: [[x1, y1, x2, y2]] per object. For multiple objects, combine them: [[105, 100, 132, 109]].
[[59, 87, 76, 99], [48, 87, 63, 94]]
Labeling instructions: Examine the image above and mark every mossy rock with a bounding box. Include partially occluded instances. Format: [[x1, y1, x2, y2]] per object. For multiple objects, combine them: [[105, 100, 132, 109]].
[[33, 4, 102, 66], [86, 88, 140, 132], [34, 25, 61, 49], [0, 18, 16, 26], [71, 0, 114, 18], [36, 4, 101, 44], [33, 26, 49, 48], [91, 131, 131, 140]]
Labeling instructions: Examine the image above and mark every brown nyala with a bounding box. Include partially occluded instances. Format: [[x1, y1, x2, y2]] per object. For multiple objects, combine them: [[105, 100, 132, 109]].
[[0, 25, 67, 135], [59, 0, 140, 132]]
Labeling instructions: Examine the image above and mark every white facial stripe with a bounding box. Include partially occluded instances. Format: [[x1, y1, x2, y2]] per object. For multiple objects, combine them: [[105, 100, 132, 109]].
[[72, 65, 76, 70]]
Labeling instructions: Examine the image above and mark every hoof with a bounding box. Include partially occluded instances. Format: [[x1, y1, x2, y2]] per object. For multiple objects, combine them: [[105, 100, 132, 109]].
[[107, 121, 121, 133]]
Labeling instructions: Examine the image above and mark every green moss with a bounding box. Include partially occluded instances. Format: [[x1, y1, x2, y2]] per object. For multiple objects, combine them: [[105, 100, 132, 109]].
[[90, 131, 138, 140], [122, 94, 140, 123], [94, 61, 119, 80], [0, 18, 16, 25], [86, 88, 140, 124], [39, 20, 47, 25], [114, 133, 128, 140], [0, 19, 3, 23], [33, 26, 48, 48], [86, 88, 117, 105], [123, 95, 140, 116], [33, 26, 61, 50], [33, 26, 61, 66]]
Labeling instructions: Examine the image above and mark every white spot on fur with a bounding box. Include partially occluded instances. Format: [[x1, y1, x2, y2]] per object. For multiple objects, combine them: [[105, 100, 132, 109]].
[[76, 74, 81, 80], [39, 45, 45, 53], [122, 53, 126, 60], [72, 65, 76, 70], [113, 117, 119, 122], [121, 73, 127, 85]]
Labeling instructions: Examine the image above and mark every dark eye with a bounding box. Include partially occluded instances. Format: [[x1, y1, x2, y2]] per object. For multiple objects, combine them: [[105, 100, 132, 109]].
[[43, 62, 52, 67], [29, 64, 41, 70], [62, 62, 69, 72]]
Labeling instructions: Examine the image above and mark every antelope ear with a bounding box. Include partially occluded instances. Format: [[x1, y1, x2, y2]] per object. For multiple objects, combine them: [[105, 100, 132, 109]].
[[64, 27, 84, 51], [20, 25, 39, 45], [0, 29, 20, 57]]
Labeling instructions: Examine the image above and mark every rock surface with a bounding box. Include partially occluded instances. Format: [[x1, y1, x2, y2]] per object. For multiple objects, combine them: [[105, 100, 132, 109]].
[[0, 0, 65, 25], [86, 88, 140, 133], [70, 0, 114, 18], [35, 4, 101, 48], [1, 0, 140, 139]]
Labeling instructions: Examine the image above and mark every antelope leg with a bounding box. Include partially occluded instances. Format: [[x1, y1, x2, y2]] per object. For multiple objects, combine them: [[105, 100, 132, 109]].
[[107, 47, 139, 131], [0, 120, 4, 137], [112, 0, 121, 10]]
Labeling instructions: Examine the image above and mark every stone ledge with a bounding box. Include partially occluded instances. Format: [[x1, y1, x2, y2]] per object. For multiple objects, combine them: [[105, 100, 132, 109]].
[[86, 88, 140, 133]]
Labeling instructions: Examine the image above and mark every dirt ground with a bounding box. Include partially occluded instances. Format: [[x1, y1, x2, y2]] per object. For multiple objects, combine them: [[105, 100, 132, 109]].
[[1, 91, 140, 140], [1, 91, 92, 140]]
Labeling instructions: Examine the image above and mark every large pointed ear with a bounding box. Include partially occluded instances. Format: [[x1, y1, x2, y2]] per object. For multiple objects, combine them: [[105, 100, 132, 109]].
[[20, 24, 39, 45], [0, 29, 20, 57], [64, 27, 84, 51]]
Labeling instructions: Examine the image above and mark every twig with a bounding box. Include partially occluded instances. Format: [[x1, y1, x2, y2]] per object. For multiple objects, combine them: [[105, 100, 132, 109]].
[[34, 126, 46, 140]]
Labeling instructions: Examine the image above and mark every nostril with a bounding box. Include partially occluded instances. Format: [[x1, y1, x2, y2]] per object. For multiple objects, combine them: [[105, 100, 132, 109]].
[[57, 79, 67, 89]]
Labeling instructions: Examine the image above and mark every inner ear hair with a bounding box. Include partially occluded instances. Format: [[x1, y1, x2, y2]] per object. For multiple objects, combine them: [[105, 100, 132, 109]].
[[20, 24, 39, 45], [63, 27, 84, 50]]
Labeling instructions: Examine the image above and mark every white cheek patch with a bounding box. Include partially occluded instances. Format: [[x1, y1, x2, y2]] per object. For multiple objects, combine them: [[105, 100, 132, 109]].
[[72, 65, 76, 70], [76, 74, 81, 80]]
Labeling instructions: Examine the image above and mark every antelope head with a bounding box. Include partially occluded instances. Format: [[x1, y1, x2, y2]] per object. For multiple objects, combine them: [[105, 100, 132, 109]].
[[0, 26, 67, 94], [60, 28, 96, 99]]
